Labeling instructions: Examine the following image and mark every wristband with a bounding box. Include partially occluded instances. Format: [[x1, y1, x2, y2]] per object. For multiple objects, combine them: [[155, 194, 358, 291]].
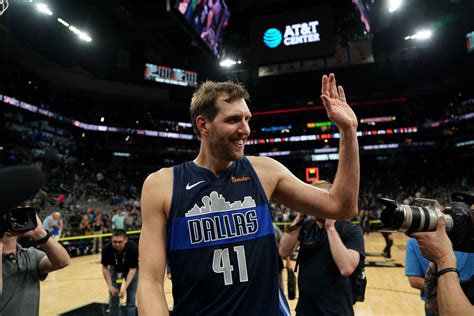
[[36, 229, 52, 246], [285, 219, 305, 233], [436, 267, 459, 278]]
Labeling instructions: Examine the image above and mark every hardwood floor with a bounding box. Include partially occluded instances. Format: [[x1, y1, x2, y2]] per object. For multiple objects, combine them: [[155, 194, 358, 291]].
[[40, 232, 424, 315]]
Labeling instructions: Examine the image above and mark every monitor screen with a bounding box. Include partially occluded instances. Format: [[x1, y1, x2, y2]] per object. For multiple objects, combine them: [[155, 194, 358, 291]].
[[175, 0, 230, 57], [250, 6, 335, 65], [144, 63, 198, 87], [352, 0, 375, 33], [467, 31, 474, 53]]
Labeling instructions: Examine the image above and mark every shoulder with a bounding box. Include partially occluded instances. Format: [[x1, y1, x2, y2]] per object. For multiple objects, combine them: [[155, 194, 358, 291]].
[[21, 246, 45, 265], [141, 167, 174, 209], [246, 155, 283, 171], [349, 223, 363, 236], [102, 242, 112, 253], [246, 156, 287, 185], [338, 222, 363, 241], [406, 238, 419, 252], [142, 167, 173, 189], [127, 240, 139, 250]]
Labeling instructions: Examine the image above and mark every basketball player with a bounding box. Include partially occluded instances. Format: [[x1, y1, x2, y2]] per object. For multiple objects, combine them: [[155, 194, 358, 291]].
[[138, 74, 360, 315]]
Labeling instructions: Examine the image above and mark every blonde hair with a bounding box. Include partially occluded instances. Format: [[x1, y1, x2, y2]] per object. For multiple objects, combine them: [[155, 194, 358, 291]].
[[190, 80, 250, 136]]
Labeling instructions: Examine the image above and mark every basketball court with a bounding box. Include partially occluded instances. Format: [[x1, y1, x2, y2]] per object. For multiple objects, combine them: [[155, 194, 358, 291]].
[[40, 232, 424, 315]]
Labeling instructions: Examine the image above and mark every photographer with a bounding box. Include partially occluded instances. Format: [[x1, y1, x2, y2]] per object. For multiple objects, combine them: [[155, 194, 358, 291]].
[[412, 216, 474, 315], [101, 229, 138, 316], [279, 180, 365, 316], [0, 213, 71, 315]]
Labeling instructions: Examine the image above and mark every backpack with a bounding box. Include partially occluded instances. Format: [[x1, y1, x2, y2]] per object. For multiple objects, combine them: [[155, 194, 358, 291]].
[[296, 220, 366, 304]]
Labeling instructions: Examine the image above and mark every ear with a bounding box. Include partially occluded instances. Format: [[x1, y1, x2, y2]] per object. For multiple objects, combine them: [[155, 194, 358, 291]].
[[196, 115, 209, 137]]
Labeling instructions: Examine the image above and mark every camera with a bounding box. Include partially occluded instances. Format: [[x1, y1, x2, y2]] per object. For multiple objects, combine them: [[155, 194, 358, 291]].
[[0, 207, 38, 238], [379, 192, 474, 253]]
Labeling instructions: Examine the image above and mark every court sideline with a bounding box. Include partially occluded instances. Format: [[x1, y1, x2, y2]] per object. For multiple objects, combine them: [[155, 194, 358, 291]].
[[40, 232, 424, 315]]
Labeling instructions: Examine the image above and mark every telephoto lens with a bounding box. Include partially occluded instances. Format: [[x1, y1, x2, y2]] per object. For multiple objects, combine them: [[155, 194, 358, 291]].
[[378, 198, 454, 234]]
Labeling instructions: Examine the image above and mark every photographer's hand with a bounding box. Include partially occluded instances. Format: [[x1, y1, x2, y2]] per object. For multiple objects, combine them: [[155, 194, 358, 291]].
[[23, 215, 48, 241], [412, 216, 474, 315], [411, 216, 456, 269], [324, 219, 336, 231]]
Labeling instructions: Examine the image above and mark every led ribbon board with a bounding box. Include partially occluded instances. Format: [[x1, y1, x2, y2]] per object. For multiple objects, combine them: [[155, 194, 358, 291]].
[[145, 63, 197, 87]]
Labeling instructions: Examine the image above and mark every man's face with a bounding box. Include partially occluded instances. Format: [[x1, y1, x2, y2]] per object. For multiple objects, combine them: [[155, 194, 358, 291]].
[[205, 96, 251, 162], [112, 236, 127, 252]]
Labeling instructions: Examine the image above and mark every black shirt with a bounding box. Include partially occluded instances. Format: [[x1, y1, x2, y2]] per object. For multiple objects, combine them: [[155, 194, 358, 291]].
[[101, 240, 139, 276], [296, 220, 365, 316]]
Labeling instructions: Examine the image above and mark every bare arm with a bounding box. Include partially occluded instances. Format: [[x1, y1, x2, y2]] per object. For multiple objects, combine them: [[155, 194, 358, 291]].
[[120, 267, 137, 298], [137, 168, 172, 316], [325, 220, 360, 277], [102, 265, 118, 296], [25, 215, 70, 274], [251, 74, 359, 220], [407, 276, 425, 291], [320, 74, 360, 217], [435, 254, 473, 315], [412, 216, 474, 315], [251, 156, 356, 220], [278, 214, 305, 257]]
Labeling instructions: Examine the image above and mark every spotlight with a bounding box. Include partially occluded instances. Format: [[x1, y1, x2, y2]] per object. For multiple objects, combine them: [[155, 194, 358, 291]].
[[388, 0, 402, 13], [219, 58, 237, 68], [405, 29, 432, 41], [36, 3, 53, 16]]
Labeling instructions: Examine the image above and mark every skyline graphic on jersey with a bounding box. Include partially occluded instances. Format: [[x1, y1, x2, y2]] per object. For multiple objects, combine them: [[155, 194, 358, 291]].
[[185, 191, 256, 217]]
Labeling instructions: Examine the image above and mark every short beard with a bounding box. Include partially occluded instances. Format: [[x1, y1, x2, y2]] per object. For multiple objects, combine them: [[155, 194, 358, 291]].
[[208, 136, 244, 161]]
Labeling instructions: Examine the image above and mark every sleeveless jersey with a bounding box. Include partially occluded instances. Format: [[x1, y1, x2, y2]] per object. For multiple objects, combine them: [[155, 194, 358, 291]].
[[167, 157, 290, 316]]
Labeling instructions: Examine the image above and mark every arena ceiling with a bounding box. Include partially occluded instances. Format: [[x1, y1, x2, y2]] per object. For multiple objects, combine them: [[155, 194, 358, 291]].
[[0, 0, 473, 119]]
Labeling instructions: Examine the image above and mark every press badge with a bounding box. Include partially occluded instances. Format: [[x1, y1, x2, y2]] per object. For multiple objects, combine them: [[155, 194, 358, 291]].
[[116, 272, 124, 284]]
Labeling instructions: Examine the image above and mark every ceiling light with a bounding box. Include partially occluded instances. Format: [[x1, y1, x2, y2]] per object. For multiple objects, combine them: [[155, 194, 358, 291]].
[[78, 32, 92, 42], [69, 25, 80, 35], [36, 3, 53, 16], [100, 116, 105, 122], [219, 58, 237, 67], [405, 29, 432, 41], [57, 18, 69, 27], [388, 0, 402, 13]]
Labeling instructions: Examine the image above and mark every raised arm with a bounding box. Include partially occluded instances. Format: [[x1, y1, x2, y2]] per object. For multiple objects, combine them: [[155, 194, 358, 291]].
[[279, 213, 305, 257], [24, 215, 70, 274], [321, 74, 359, 217], [251, 74, 359, 220], [325, 220, 360, 277], [137, 168, 172, 316]]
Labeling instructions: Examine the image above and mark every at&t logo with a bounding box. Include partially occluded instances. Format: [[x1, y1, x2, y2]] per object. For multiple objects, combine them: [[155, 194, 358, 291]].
[[263, 20, 320, 48]]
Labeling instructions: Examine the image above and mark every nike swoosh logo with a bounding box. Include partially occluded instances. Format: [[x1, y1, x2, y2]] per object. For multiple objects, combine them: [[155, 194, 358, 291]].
[[186, 180, 205, 190]]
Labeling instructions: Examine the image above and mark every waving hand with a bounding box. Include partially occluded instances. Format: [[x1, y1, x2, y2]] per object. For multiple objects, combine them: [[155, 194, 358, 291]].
[[321, 73, 358, 131]]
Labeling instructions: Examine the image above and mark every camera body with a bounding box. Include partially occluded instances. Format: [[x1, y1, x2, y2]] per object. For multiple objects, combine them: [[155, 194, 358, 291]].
[[379, 192, 474, 253], [0, 207, 38, 238]]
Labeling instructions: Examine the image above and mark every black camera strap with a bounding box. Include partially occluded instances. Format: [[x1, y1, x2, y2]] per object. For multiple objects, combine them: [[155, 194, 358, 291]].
[[114, 249, 127, 274]]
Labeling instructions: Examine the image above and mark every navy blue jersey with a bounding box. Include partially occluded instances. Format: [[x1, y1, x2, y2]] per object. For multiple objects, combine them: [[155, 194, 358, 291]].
[[167, 157, 290, 316]]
